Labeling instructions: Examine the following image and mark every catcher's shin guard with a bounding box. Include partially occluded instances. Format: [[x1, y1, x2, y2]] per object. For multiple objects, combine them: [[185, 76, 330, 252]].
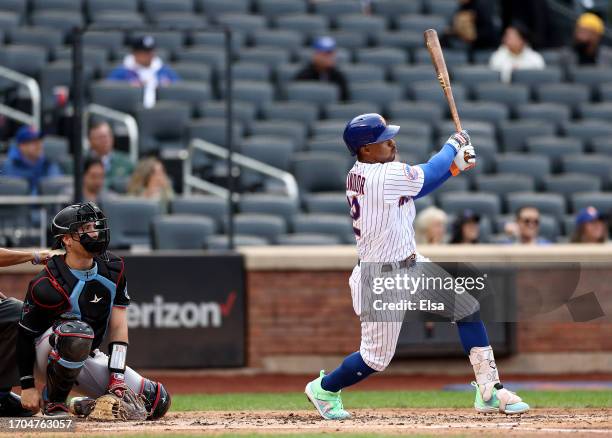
[[140, 379, 171, 419], [46, 320, 94, 403]]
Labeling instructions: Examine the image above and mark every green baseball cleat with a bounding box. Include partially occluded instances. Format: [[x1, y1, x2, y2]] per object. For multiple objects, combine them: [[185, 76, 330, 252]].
[[305, 371, 351, 420], [472, 381, 530, 415]]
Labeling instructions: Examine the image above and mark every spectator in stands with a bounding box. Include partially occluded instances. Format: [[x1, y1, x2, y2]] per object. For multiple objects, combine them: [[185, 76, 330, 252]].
[[450, 210, 482, 244], [504, 206, 550, 245], [444, 0, 500, 50], [2, 126, 62, 194], [107, 35, 179, 108], [62, 157, 115, 208], [294, 36, 349, 101], [489, 22, 546, 83], [571, 206, 608, 243], [88, 120, 134, 188], [415, 206, 448, 245], [127, 157, 173, 211], [569, 12, 612, 65]]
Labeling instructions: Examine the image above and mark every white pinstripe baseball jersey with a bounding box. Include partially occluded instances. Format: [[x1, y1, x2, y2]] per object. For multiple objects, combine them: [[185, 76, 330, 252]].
[[346, 160, 425, 263]]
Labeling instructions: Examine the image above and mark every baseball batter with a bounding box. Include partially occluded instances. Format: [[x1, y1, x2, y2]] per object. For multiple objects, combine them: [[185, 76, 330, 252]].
[[305, 114, 529, 419]]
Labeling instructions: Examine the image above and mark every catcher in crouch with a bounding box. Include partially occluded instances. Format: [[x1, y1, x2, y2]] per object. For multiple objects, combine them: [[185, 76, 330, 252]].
[[16, 201, 170, 419]]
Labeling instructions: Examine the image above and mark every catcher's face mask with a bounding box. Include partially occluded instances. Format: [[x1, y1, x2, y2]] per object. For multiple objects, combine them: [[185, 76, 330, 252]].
[[52, 202, 110, 256]]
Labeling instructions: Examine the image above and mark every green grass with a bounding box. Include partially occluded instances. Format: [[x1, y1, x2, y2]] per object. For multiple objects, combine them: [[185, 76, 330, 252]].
[[172, 390, 612, 412]]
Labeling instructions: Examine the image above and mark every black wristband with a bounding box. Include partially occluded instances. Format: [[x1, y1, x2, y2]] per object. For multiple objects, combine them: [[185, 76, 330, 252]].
[[108, 341, 128, 374], [20, 376, 35, 390]]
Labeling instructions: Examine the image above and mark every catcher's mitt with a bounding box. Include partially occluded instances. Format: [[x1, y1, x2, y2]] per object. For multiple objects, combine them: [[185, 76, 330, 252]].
[[88, 387, 148, 421]]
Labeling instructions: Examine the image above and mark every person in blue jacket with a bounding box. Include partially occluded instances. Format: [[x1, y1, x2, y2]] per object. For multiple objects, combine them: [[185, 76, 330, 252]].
[[107, 35, 179, 108], [2, 126, 62, 194]]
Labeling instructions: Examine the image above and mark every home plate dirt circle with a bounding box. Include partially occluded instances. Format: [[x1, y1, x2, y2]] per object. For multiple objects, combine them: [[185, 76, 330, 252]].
[[3, 408, 609, 437]]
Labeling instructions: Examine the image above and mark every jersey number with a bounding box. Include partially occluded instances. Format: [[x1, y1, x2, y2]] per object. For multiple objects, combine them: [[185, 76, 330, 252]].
[[348, 195, 361, 237]]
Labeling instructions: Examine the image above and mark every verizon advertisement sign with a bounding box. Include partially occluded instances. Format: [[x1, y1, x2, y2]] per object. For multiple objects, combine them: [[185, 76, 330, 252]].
[[122, 254, 245, 368]]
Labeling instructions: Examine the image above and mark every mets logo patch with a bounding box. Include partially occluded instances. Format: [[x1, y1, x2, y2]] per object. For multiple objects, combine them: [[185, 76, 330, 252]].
[[404, 165, 420, 181]]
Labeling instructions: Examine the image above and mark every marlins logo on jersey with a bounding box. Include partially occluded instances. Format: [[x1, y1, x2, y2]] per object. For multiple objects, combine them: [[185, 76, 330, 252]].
[[346, 161, 425, 263]]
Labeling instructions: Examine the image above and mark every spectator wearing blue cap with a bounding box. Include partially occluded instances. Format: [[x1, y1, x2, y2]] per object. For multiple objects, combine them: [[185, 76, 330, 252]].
[[107, 35, 179, 108], [450, 210, 482, 244], [571, 206, 608, 243], [2, 126, 62, 194], [294, 36, 349, 100]]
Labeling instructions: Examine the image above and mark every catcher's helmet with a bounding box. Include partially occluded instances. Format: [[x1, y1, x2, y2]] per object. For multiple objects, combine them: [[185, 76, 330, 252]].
[[343, 113, 400, 156], [51, 202, 110, 255]]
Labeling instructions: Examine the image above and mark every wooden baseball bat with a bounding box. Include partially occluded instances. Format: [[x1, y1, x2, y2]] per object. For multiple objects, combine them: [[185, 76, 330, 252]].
[[424, 28, 461, 132], [424, 29, 472, 175]]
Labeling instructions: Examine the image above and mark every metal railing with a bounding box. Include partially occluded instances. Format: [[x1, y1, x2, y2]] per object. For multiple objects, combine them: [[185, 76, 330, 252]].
[[0, 65, 41, 130], [0, 195, 71, 247], [183, 138, 300, 204], [82, 103, 139, 164]]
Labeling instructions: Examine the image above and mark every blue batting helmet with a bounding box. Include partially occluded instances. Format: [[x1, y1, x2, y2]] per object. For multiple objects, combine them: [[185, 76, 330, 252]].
[[343, 113, 400, 156]]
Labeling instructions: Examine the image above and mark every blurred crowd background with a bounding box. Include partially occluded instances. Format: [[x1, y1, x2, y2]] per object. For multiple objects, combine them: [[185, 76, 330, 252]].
[[0, 0, 612, 249]]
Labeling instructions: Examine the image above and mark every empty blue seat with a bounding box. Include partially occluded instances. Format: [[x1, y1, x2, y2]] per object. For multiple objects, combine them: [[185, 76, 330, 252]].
[[561, 154, 612, 189], [495, 153, 551, 187], [151, 215, 215, 250], [439, 192, 501, 218], [171, 195, 228, 231], [543, 174, 602, 200], [240, 194, 298, 227], [292, 152, 348, 194], [507, 192, 566, 220], [293, 213, 353, 244], [572, 192, 612, 214], [499, 120, 556, 152], [515, 103, 570, 129], [234, 213, 287, 244], [277, 233, 342, 245]]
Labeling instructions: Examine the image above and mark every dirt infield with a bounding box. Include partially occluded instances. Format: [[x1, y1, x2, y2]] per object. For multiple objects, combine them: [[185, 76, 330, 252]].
[[3, 409, 611, 437]]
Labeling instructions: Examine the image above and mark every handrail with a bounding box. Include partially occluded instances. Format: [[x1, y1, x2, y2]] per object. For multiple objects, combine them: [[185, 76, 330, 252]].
[[82, 103, 139, 164], [184, 138, 300, 204], [0, 65, 41, 131]]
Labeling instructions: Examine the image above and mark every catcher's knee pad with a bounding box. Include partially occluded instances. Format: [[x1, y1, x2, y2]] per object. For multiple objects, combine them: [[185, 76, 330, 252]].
[[46, 320, 94, 402], [140, 379, 171, 420]]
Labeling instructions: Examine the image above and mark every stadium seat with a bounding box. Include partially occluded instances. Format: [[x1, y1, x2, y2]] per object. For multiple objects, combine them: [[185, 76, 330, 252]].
[[499, 120, 556, 153], [393, 136, 431, 162], [186, 118, 244, 149], [238, 47, 290, 69], [177, 47, 226, 71], [305, 192, 348, 214], [233, 80, 274, 112], [475, 174, 535, 199], [9, 27, 63, 51], [293, 213, 353, 244], [507, 192, 566, 220], [240, 194, 298, 228], [152, 12, 206, 30], [561, 154, 612, 189], [171, 195, 228, 231], [436, 120, 493, 141], [157, 81, 212, 115], [432, 176, 469, 198], [292, 152, 348, 194], [515, 103, 571, 129], [525, 136, 584, 172], [252, 29, 303, 52], [0, 0, 25, 16], [190, 31, 245, 54], [31, 11, 83, 37], [43, 136, 69, 158], [414, 196, 433, 213], [286, 81, 339, 108], [234, 213, 286, 244], [276, 14, 329, 38], [87, 0, 137, 16], [295, 47, 352, 65], [474, 83, 529, 110], [372, 0, 421, 19], [596, 83, 612, 102], [397, 14, 447, 33], [207, 234, 269, 248], [439, 192, 501, 218], [313, 0, 362, 22], [307, 136, 345, 154], [342, 63, 385, 84], [577, 103, 612, 121], [55, 47, 108, 71], [198, 101, 256, 131], [310, 121, 344, 139], [391, 65, 438, 88], [105, 197, 161, 249], [535, 83, 590, 113], [250, 120, 306, 150], [83, 31, 124, 54], [495, 154, 551, 187], [388, 101, 443, 124], [38, 176, 73, 195], [426, 0, 458, 19], [151, 215, 215, 250], [495, 213, 560, 242], [0, 11, 19, 32], [355, 48, 408, 70], [324, 30, 368, 50], [131, 30, 184, 52], [562, 120, 612, 147], [325, 102, 381, 120], [90, 81, 144, 114], [142, 0, 194, 18], [217, 13, 266, 37], [459, 102, 509, 127], [90, 12, 145, 29], [40, 61, 94, 110], [540, 49, 563, 65], [256, 0, 307, 23], [337, 13, 386, 38], [410, 81, 467, 108], [136, 102, 191, 154], [572, 192, 612, 214], [372, 31, 422, 51], [543, 174, 602, 200], [511, 67, 563, 88], [261, 101, 318, 131], [171, 62, 212, 82], [414, 49, 469, 68], [277, 233, 342, 245], [349, 82, 403, 111], [452, 66, 500, 90], [569, 66, 612, 95], [197, 0, 249, 17], [0, 176, 29, 228], [31, 0, 79, 12], [591, 137, 612, 154], [240, 137, 294, 183], [0, 45, 47, 78]]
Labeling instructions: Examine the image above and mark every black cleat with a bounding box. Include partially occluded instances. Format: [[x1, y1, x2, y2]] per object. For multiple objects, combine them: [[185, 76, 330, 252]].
[[0, 393, 34, 417]]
